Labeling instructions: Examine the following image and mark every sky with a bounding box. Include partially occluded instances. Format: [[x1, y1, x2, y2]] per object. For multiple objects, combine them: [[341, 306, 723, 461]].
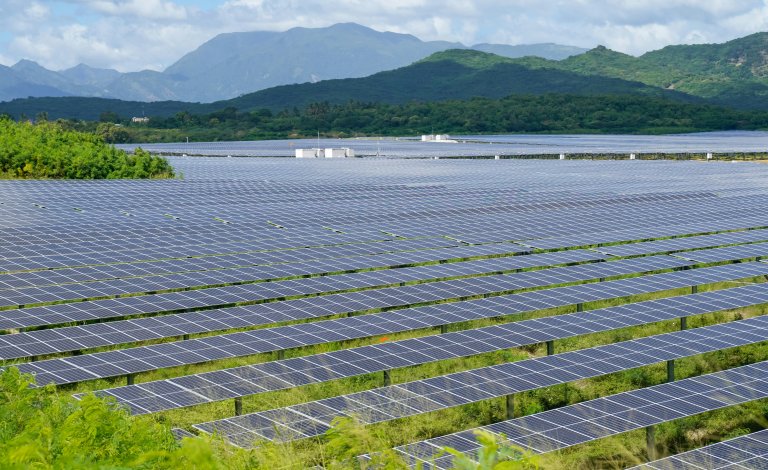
[[1, 0, 767, 72]]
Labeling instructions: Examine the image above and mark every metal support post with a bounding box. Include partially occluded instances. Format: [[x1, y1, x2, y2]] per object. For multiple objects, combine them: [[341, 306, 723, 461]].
[[546, 340, 554, 356], [505, 394, 515, 420], [646, 425, 656, 461]]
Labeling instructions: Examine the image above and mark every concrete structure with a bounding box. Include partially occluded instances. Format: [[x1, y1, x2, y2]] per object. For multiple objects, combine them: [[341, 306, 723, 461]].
[[295, 148, 322, 158], [295, 148, 355, 158], [131, 117, 150, 124], [421, 134, 453, 142]]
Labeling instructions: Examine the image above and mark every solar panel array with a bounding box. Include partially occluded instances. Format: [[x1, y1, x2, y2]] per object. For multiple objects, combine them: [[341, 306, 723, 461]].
[[24, 261, 768, 386], [630, 429, 768, 470], [390, 361, 768, 468], [3, 254, 684, 360], [3, 157, 768, 467], [87, 281, 768, 415], [192, 316, 768, 446]]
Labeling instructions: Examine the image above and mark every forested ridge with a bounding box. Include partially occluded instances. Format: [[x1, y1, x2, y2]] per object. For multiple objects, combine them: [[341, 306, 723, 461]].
[[60, 94, 768, 144]]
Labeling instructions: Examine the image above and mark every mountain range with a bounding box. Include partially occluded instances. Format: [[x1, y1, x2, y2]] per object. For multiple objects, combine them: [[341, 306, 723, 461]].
[[4, 28, 768, 122], [0, 23, 587, 104]]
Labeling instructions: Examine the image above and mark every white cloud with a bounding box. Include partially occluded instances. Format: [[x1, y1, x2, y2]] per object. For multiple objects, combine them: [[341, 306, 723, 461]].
[[2, 0, 768, 71], [85, 0, 188, 20]]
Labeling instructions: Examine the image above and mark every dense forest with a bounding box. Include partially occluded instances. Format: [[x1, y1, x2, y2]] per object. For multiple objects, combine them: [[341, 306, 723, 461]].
[[55, 94, 768, 144], [0, 117, 174, 179]]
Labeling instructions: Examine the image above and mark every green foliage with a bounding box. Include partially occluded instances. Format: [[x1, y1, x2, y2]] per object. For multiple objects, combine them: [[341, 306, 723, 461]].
[[0, 117, 174, 179], [441, 430, 542, 470], [83, 94, 768, 144], [535, 33, 768, 109], [0, 367, 223, 469]]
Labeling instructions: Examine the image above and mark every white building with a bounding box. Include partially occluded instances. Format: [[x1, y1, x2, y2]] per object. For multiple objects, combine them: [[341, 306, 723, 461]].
[[131, 117, 149, 124], [295, 148, 322, 158], [295, 148, 355, 158], [421, 134, 454, 142]]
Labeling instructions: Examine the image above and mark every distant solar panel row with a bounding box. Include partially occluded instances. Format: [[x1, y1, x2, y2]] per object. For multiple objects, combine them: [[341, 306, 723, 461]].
[[0, 249, 603, 356], [391, 361, 768, 468], [596, 228, 768, 257], [193, 317, 768, 447], [0, 228, 397, 263], [83, 281, 768, 415], [519, 216, 768, 250], [0, 242, 530, 309], [367, 205, 768, 241], [630, 429, 768, 470], [0, 252, 673, 332], [1, 186, 719, 246], [0, 236, 457, 279], [674, 241, 768, 263]]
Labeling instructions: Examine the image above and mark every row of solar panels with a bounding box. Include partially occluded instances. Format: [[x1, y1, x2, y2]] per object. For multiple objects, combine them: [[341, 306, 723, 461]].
[[2, 190, 766, 258], [0, 242, 528, 309], [1, 186, 755, 242], [0, 236, 454, 277], [630, 428, 768, 469], [0, 249, 603, 352], [0, 189, 724, 249], [11, 253, 701, 380], [387, 361, 768, 468], [3, 240, 765, 360], [82, 280, 768, 415], [193, 315, 768, 447]]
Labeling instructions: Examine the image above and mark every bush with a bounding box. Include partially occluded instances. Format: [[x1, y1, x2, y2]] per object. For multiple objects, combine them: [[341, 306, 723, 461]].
[[0, 117, 174, 179]]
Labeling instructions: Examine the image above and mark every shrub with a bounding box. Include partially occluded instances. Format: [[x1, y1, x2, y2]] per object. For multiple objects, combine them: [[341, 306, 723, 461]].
[[0, 117, 174, 179]]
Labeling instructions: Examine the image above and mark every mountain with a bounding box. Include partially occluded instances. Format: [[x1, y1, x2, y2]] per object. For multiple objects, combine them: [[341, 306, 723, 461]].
[[524, 33, 768, 109], [0, 49, 699, 120], [60, 64, 121, 89], [206, 49, 699, 113], [0, 63, 72, 102], [108, 23, 465, 102], [0, 23, 586, 103]]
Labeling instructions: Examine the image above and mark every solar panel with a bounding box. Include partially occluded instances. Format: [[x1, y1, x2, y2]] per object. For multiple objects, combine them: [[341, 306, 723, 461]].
[[629, 428, 768, 470], [191, 316, 768, 447], [673, 242, 768, 264], [0, 241, 533, 309], [391, 361, 768, 468], [5, 157, 768, 469], [80, 281, 768, 415], [0, 252, 675, 332], [19, 258, 750, 386], [0, 236, 456, 278], [0, 249, 605, 357], [596, 228, 768, 257]]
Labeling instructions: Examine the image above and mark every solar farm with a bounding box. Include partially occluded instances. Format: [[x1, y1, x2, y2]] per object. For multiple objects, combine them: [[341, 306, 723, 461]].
[[3, 156, 768, 468]]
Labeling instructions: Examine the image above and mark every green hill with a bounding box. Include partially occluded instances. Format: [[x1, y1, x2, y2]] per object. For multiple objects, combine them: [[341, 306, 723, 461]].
[[539, 33, 768, 109], [210, 49, 698, 113]]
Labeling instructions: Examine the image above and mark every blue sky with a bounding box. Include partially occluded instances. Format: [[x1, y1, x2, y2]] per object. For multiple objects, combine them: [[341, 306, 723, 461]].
[[1, 1, 767, 72]]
